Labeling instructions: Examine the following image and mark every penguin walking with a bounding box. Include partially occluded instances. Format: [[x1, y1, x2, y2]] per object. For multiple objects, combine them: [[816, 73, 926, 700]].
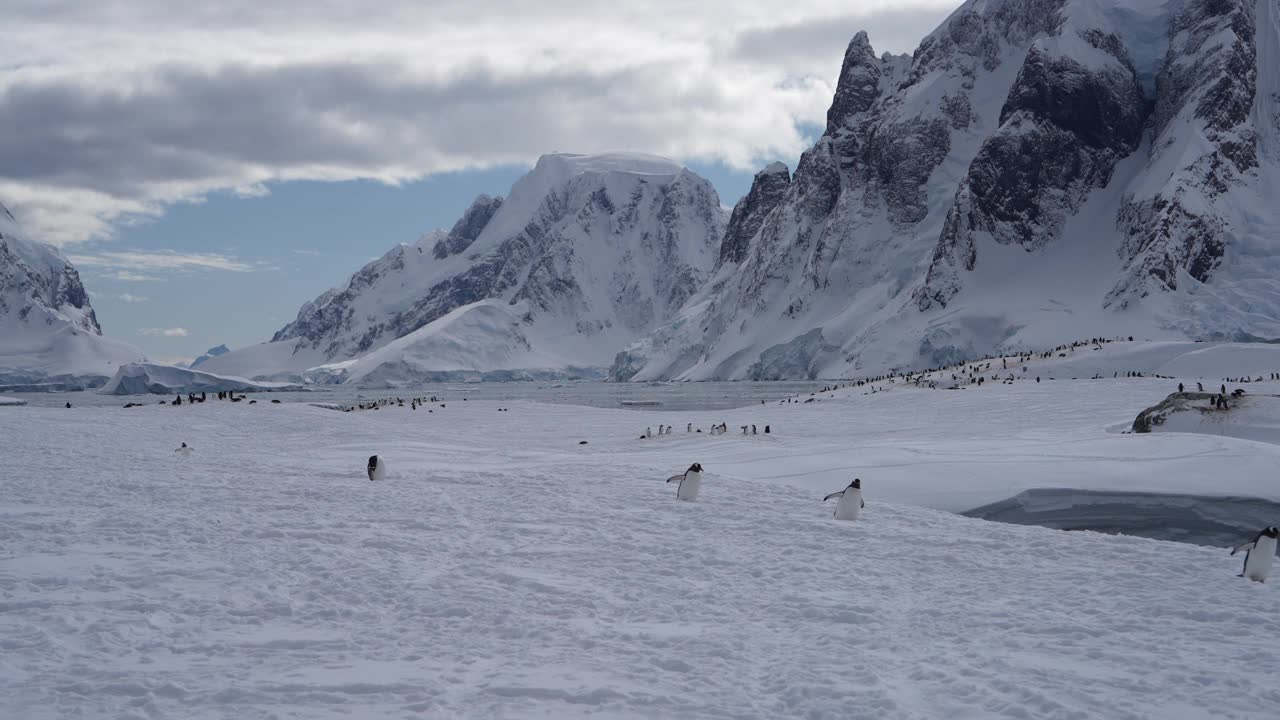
[[666, 463, 703, 501], [174, 442, 194, 458], [367, 455, 386, 482], [1231, 527, 1278, 582], [823, 478, 864, 521]]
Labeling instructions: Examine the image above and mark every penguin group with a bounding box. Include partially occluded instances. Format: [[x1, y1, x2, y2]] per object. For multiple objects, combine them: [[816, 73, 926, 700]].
[[641, 421, 771, 438], [342, 395, 458, 413]]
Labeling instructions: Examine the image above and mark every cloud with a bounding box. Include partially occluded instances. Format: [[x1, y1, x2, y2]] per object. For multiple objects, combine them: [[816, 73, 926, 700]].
[[0, 0, 959, 245], [140, 327, 190, 337], [67, 249, 259, 272]]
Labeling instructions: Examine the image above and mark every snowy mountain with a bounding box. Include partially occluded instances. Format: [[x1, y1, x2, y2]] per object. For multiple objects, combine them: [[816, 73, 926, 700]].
[[616, 0, 1280, 381], [203, 153, 726, 384], [188, 344, 230, 369], [0, 201, 144, 390]]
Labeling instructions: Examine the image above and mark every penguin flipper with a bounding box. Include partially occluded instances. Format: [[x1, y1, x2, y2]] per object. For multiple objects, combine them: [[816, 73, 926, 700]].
[[823, 491, 844, 502], [1231, 541, 1256, 556], [666, 474, 684, 484], [861, 498, 865, 508]]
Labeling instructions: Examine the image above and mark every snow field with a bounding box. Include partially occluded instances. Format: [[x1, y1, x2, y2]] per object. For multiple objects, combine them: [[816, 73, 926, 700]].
[[3, 381, 1279, 718]]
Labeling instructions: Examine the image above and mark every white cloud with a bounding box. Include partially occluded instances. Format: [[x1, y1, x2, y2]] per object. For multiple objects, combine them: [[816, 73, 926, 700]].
[[140, 327, 190, 337], [0, 0, 959, 245], [67, 249, 259, 272], [118, 293, 149, 303]]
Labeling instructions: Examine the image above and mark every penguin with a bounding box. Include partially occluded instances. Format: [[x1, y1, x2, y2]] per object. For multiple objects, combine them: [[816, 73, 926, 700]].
[[1231, 527, 1278, 582], [822, 478, 864, 521], [367, 455, 386, 482], [175, 442, 194, 458], [687, 423, 692, 433], [666, 463, 703, 501]]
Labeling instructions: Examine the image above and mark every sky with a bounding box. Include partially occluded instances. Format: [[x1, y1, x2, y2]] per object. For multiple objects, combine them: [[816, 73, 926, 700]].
[[0, 0, 960, 364]]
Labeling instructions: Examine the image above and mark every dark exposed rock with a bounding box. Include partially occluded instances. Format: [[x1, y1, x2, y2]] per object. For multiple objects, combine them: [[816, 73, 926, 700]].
[[719, 163, 791, 266], [917, 26, 1148, 310], [826, 32, 883, 135], [433, 195, 503, 259]]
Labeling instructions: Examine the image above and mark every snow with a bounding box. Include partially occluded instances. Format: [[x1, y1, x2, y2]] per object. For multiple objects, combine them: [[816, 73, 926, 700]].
[[0, 395, 27, 406], [3, 372, 1279, 718], [197, 340, 327, 382], [98, 363, 303, 395], [309, 300, 607, 386]]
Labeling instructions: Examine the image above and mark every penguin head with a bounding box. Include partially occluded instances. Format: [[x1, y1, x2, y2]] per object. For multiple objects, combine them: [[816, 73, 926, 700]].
[[1264, 526, 1280, 538], [850, 478, 861, 489], [689, 463, 703, 473], [181, 442, 187, 448]]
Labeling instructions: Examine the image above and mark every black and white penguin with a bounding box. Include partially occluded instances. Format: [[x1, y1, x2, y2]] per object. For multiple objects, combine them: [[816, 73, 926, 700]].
[[687, 423, 692, 433], [822, 478, 864, 521], [1231, 527, 1278, 582], [666, 463, 703, 501], [175, 442, 194, 458], [367, 455, 386, 482]]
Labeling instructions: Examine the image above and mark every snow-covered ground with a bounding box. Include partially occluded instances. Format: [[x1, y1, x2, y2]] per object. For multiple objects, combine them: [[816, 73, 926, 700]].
[[0, 395, 27, 406], [3, 376, 1278, 718]]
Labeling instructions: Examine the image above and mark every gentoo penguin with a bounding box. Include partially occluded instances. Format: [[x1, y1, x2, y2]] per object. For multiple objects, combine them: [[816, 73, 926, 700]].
[[175, 442, 194, 458], [687, 423, 692, 433], [1231, 527, 1279, 582], [823, 478, 864, 521], [666, 463, 703, 501], [367, 455, 386, 482]]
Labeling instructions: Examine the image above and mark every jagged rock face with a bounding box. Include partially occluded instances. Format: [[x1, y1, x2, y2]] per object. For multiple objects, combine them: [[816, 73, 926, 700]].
[[1108, 0, 1259, 306], [918, 27, 1149, 309], [433, 195, 503, 259], [826, 32, 883, 134], [619, 0, 1280, 381], [0, 202, 101, 336], [261, 154, 725, 372], [719, 164, 791, 265]]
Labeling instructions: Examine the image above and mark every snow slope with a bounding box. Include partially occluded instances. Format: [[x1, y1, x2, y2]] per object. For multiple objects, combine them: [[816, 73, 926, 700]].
[[99, 362, 302, 395], [3, 375, 1278, 718], [0, 395, 27, 406], [205, 153, 725, 383], [0, 201, 145, 389], [306, 300, 607, 385], [619, 0, 1280, 381]]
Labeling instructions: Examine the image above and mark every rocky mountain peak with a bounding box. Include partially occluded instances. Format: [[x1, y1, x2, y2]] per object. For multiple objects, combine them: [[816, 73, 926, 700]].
[[826, 31, 884, 134]]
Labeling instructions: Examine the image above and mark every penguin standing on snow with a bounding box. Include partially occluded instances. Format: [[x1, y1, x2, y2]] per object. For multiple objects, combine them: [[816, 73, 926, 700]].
[[1231, 526, 1278, 582], [666, 463, 703, 501], [174, 442, 194, 458], [823, 478, 864, 521], [367, 455, 386, 482]]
